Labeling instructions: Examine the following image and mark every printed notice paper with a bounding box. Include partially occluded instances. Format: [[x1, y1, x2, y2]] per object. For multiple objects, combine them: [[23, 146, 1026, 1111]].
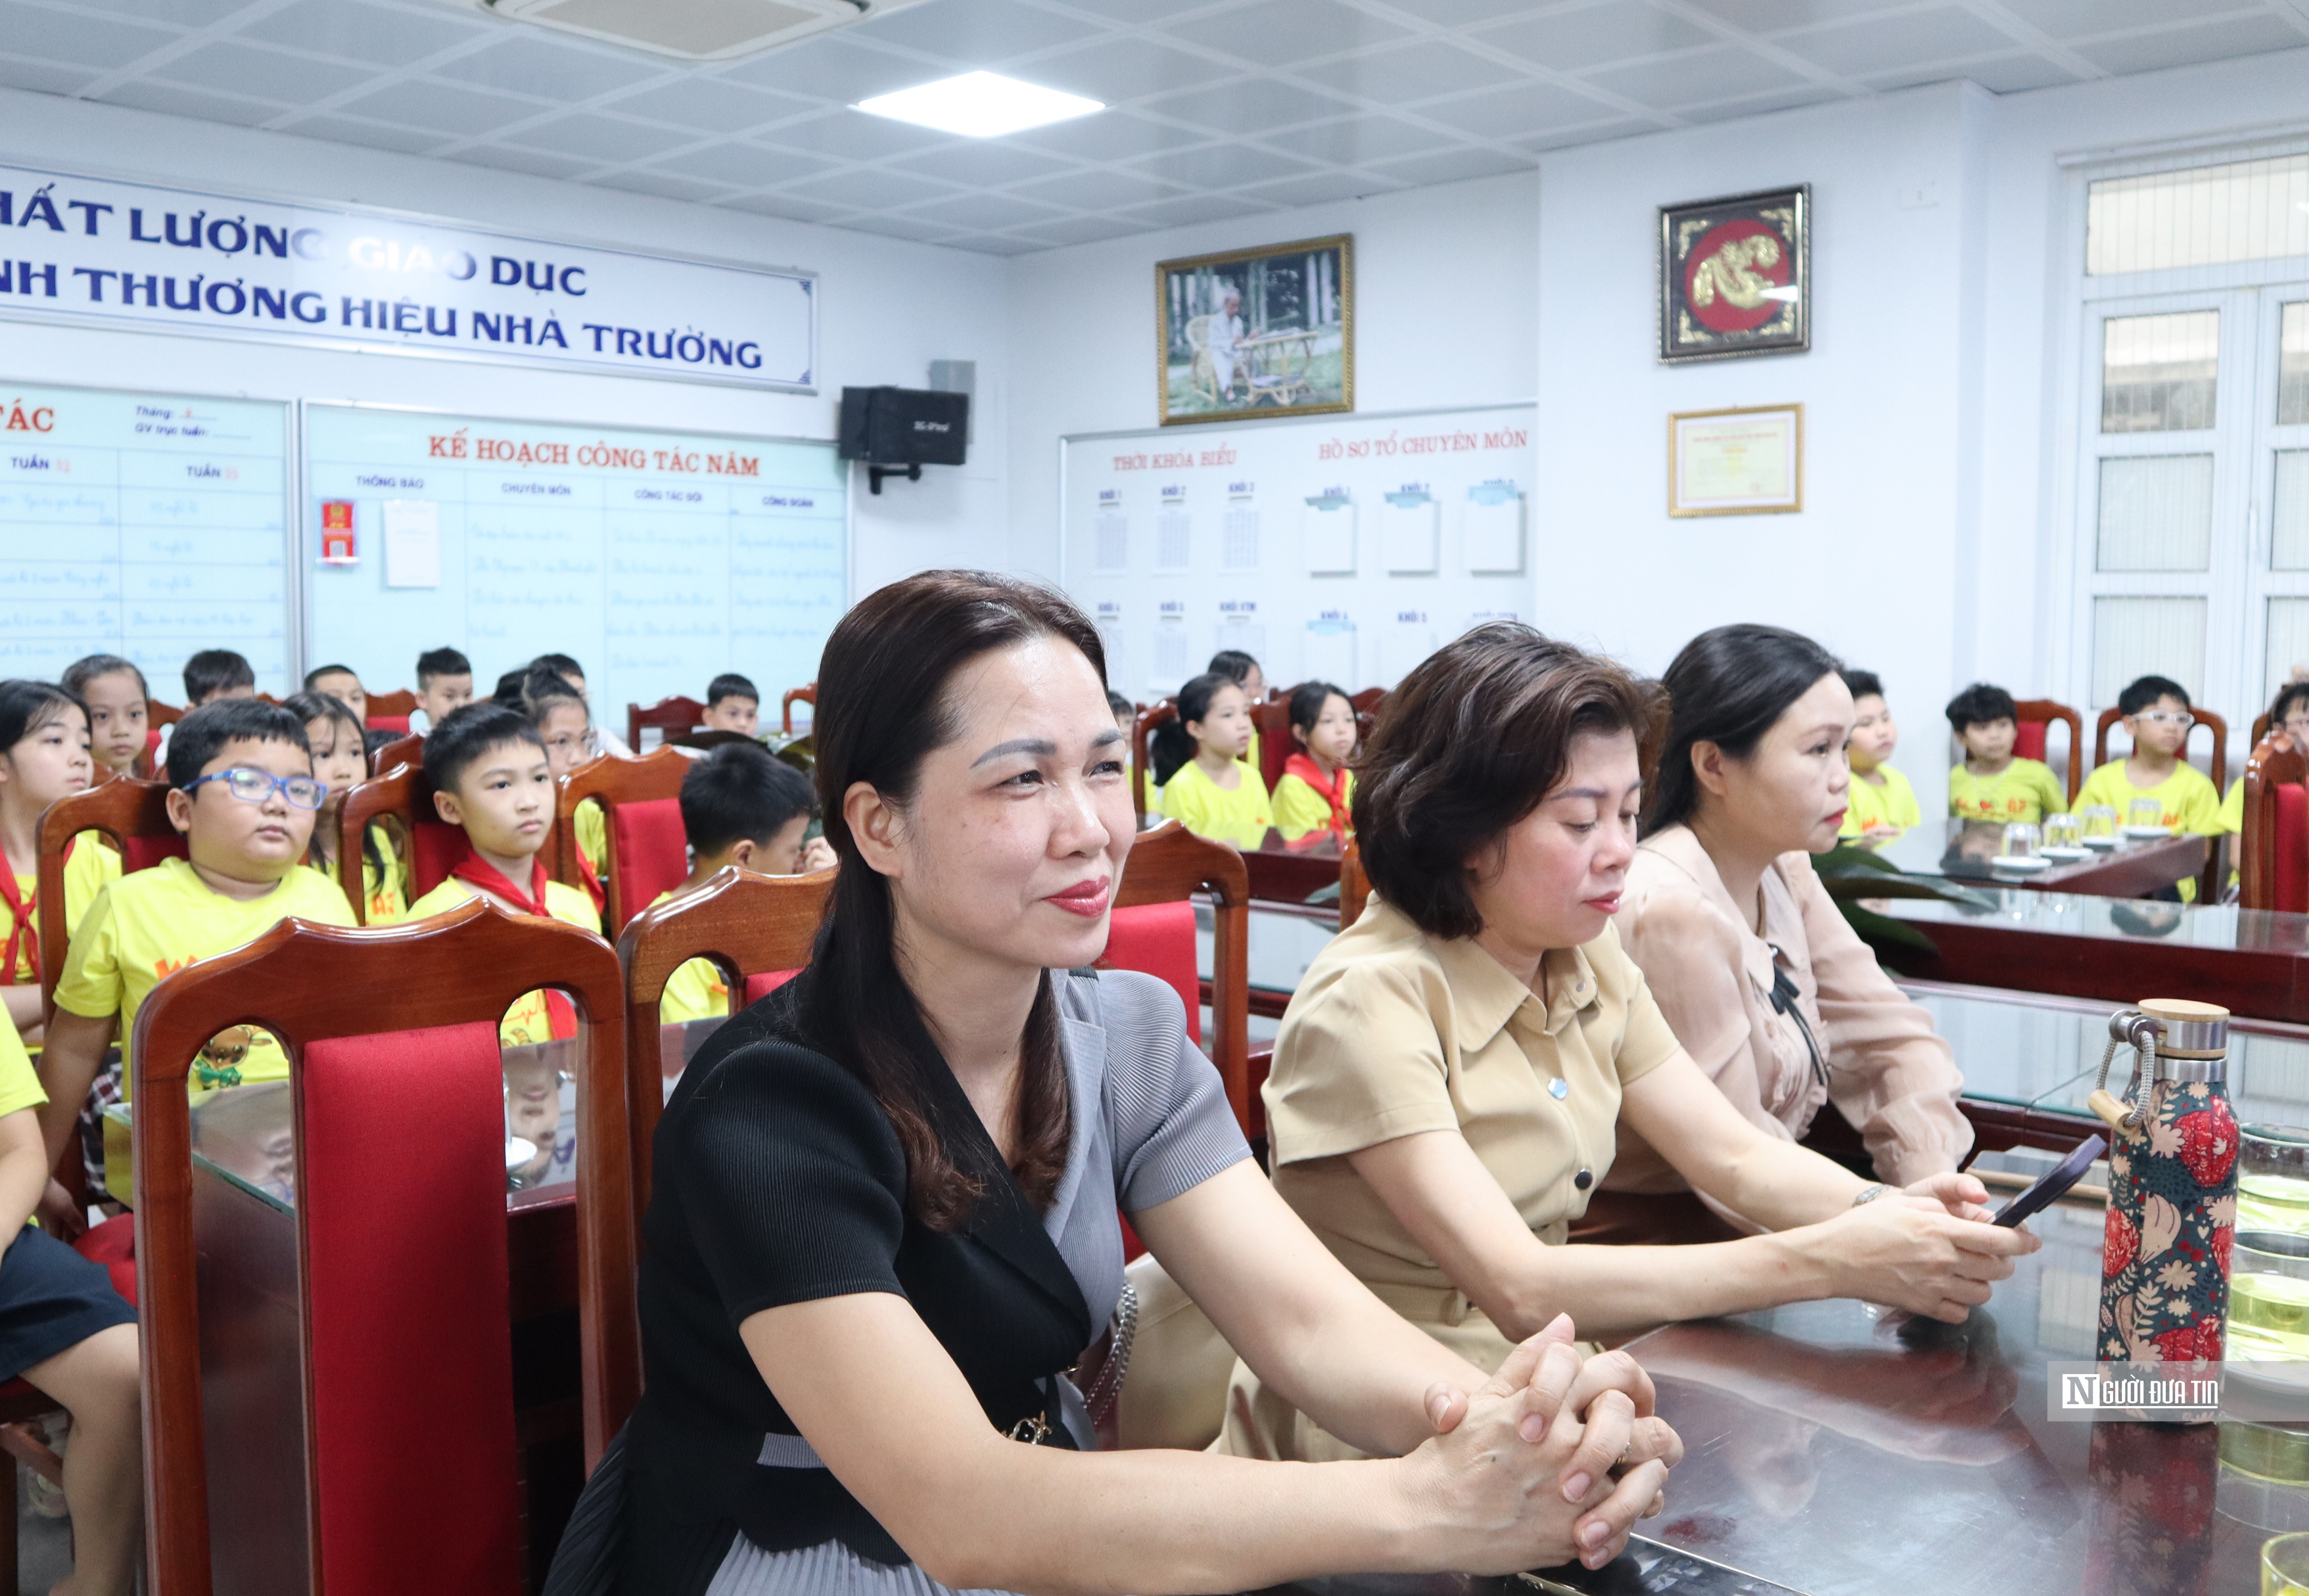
[[382, 499, 442, 589]]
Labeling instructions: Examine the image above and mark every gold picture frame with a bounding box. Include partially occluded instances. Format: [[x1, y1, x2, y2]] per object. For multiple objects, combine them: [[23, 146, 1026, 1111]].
[[1668, 403, 1803, 517], [1156, 234, 1353, 426]]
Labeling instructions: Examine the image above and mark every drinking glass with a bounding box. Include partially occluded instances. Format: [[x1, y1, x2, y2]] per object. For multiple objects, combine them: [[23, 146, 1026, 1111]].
[[2130, 796, 2168, 831], [2080, 804, 2119, 840], [2264, 1531, 2309, 1594], [2242, 1127, 2309, 1236], [2000, 822, 2041, 860], [2045, 813, 2082, 850], [2231, 1230, 2309, 1362]]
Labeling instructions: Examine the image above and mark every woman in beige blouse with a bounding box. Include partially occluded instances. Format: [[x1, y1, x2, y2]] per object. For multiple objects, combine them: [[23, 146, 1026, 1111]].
[[1607, 627, 1973, 1245], [1225, 625, 2035, 1464]]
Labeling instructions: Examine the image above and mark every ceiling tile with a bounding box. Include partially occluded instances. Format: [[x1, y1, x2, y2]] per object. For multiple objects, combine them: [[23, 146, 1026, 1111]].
[[1007, 109, 1210, 159], [649, 142, 837, 185], [716, 35, 940, 101], [1477, 2, 1721, 71], [0, 57, 99, 94], [779, 166, 964, 208], [1375, 0, 1557, 21], [1779, 6, 2020, 74], [853, 0, 1105, 63], [1365, 144, 1533, 184], [278, 114, 447, 153], [72, 0, 254, 24], [587, 169, 737, 202], [837, 212, 964, 241], [2073, 15, 2307, 75], [1139, 79, 1358, 134], [900, 192, 1073, 230], [1008, 166, 1186, 207], [1027, 37, 1242, 103], [1672, 81, 1842, 120], [1128, 142, 1322, 186], [719, 191, 856, 222], [97, 79, 283, 124], [241, 0, 492, 66], [1581, 41, 1808, 105], [1673, 0, 1908, 31], [500, 113, 698, 160], [892, 141, 1077, 186], [604, 78, 815, 132], [1116, 192, 1276, 227], [1514, 115, 1652, 148], [1163, 0, 1416, 66], [1013, 213, 1156, 245], [1993, 0, 2228, 41], [157, 40, 379, 101], [0, 2, 177, 68], [1235, 170, 1393, 206], [1258, 114, 1458, 162], [444, 142, 598, 179], [944, 233, 1049, 254], [1415, 78, 1622, 136], [1295, 40, 1530, 103], [336, 76, 545, 135], [1037, 0, 1216, 20], [1931, 51, 2082, 93], [432, 34, 672, 100], [753, 109, 953, 159]]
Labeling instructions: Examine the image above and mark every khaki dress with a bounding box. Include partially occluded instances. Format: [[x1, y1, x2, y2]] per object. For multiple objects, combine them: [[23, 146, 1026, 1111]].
[[1218, 897, 1681, 1462]]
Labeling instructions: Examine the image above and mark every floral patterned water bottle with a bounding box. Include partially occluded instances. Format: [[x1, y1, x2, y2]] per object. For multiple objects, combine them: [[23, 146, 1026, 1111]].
[[2090, 1000, 2239, 1381]]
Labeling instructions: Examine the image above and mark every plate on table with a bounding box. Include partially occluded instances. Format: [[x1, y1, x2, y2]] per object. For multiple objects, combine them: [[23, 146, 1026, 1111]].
[[2040, 845, 2088, 861], [2123, 824, 2174, 839], [1989, 855, 2053, 873], [2082, 835, 2122, 851]]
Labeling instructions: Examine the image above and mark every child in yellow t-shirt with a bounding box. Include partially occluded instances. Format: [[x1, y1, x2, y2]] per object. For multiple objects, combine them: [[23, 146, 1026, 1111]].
[[1945, 682, 2067, 824], [1271, 680, 1357, 843], [702, 673, 761, 738], [1208, 647, 1268, 777], [405, 703, 602, 1047], [42, 699, 358, 1166], [0, 682, 120, 1045], [286, 689, 407, 924], [652, 744, 835, 1027], [415, 645, 475, 733], [1838, 669, 1922, 843], [1155, 672, 1272, 848], [2076, 678, 2222, 902], [62, 653, 150, 780]]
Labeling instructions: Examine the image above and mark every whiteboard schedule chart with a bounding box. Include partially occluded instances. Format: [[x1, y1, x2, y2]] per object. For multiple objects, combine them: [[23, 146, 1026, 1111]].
[[0, 382, 289, 690], [1063, 406, 1535, 695], [304, 406, 847, 720]]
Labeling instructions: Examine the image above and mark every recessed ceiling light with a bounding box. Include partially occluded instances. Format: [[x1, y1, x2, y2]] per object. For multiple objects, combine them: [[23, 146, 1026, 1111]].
[[856, 71, 1103, 139]]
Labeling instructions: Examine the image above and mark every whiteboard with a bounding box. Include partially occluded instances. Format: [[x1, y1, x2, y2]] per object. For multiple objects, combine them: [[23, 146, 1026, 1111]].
[[1062, 404, 1534, 699], [0, 381, 292, 693], [302, 405, 847, 718]]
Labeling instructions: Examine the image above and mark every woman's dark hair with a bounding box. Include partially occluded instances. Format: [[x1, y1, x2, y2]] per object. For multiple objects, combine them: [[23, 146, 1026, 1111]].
[[0, 680, 87, 760], [1150, 671, 1233, 788], [1645, 625, 1845, 834], [809, 569, 1094, 1229], [283, 691, 386, 877], [1356, 625, 1658, 941], [1288, 680, 1349, 736]]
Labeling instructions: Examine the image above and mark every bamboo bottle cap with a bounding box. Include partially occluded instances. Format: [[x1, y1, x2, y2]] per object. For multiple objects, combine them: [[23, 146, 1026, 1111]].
[[2140, 998, 2229, 1059]]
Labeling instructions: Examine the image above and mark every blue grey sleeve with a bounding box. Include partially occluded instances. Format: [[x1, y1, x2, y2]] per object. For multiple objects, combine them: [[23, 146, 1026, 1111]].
[[1086, 968, 1253, 1214]]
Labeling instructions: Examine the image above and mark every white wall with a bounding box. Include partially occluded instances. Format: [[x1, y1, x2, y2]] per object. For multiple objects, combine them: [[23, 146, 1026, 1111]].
[[1004, 170, 1539, 579], [0, 85, 1010, 692]]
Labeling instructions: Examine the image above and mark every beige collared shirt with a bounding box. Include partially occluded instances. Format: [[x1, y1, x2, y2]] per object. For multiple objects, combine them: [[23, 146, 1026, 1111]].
[[1613, 824, 1970, 1199], [1264, 897, 1682, 1313]]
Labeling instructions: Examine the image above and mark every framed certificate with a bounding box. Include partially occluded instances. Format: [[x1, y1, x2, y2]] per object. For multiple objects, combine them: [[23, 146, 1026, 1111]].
[[1668, 404, 1802, 517]]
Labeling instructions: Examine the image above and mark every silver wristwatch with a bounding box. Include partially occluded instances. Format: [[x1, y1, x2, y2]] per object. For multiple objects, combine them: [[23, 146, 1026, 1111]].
[[1850, 1184, 1889, 1206]]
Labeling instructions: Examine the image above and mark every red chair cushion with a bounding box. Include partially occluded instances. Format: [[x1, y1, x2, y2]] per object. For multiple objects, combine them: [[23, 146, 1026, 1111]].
[[2014, 721, 2047, 762], [366, 715, 411, 734], [610, 798, 690, 936], [301, 1022, 521, 1596], [121, 834, 189, 872], [408, 819, 473, 899], [1101, 901, 1201, 1046], [742, 969, 799, 1005], [73, 1212, 136, 1307], [2277, 783, 2308, 914]]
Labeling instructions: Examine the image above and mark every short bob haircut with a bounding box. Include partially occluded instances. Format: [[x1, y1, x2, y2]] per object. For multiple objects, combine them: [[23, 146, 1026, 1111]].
[[1355, 624, 1658, 941]]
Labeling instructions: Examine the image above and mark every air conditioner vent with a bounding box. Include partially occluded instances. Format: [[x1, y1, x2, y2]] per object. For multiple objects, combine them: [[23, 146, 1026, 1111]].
[[451, 0, 932, 63]]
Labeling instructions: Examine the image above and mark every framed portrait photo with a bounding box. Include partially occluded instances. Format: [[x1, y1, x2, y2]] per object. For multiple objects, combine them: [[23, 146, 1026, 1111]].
[[1658, 186, 1809, 364], [1669, 404, 1803, 516], [1157, 234, 1353, 426]]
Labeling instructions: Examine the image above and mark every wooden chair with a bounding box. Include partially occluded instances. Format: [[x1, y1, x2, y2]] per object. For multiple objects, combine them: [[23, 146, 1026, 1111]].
[[364, 688, 419, 734], [37, 778, 186, 1014], [781, 682, 817, 736], [2011, 699, 2085, 807], [367, 730, 423, 778], [616, 866, 834, 1215], [1099, 821, 1253, 1136], [0, 1383, 67, 1595], [627, 695, 706, 754], [132, 900, 637, 1596], [2240, 735, 2309, 911], [2257, 712, 2273, 750], [1254, 696, 1296, 792], [2094, 705, 2230, 796], [336, 760, 471, 925], [1132, 700, 1177, 820], [555, 748, 692, 936]]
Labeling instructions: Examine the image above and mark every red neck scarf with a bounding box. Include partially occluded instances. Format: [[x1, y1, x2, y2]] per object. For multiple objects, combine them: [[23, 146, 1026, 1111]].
[[0, 835, 72, 985], [1284, 753, 1352, 837], [450, 854, 575, 1037]]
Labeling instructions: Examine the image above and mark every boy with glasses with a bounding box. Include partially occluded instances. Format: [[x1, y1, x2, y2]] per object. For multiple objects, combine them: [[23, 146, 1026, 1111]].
[[2077, 675, 2222, 900], [35, 700, 355, 1171]]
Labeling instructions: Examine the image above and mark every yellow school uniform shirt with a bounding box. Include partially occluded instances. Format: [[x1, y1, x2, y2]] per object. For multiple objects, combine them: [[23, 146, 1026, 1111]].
[[1271, 768, 1353, 843], [649, 888, 728, 1026], [2220, 776, 2245, 834], [1159, 758, 1273, 849], [406, 873, 601, 1048], [575, 800, 607, 881], [4, 834, 122, 983], [304, 822, 409, 925], [1948, 758, 2067, 824], [0, 1014, 43, 1121], [2076, 759, 2224, 902], [1839, 764, 1922, 839], [54, 857, 357, 1096]]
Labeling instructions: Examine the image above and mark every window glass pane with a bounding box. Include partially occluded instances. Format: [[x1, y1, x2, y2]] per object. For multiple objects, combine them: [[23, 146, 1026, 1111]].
[[2266, 598, 2309, 708], [2275, 451, 2309, 570], [2096, 455, 2213, 570], [2284, 303, 2309, 427], [2087, 154, 2309, 276], [2102, 311, 2218, 432], [2091, 596, 2205, 708]]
